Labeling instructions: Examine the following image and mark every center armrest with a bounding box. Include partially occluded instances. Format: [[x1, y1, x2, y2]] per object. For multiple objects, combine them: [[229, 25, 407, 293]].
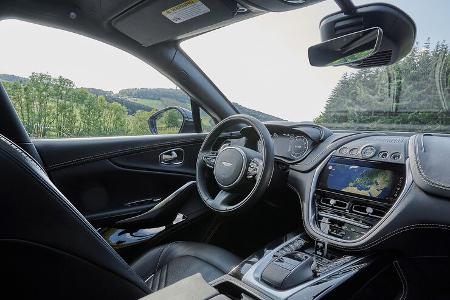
[[139, 273, 230, 300]]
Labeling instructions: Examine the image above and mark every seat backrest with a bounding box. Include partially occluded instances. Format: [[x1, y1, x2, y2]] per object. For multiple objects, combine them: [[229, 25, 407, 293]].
[[0, 134, 149, 299]]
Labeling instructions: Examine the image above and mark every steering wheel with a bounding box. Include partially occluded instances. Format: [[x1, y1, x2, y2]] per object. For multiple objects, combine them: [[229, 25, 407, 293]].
[[196, 114, 274, 214]]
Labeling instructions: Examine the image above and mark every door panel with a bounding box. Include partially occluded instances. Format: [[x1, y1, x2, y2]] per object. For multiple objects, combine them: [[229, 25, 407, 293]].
[[35, 133, 205, 171], [34, 134, 206, 227]]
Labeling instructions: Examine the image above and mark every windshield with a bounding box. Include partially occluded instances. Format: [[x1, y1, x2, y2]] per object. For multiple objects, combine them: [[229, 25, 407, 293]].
[[182, 0, 450, 133]]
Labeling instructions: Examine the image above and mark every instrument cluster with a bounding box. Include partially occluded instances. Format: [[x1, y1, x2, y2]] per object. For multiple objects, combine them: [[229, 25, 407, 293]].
[[258, 133, 311, 161]]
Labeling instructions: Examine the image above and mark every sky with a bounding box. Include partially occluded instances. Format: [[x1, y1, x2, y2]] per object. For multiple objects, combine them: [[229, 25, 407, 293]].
[[0, 0, 449, 121]]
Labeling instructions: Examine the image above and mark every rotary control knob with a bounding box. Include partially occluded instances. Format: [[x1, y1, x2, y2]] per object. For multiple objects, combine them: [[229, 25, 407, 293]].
[[361, 145, 376, 158]]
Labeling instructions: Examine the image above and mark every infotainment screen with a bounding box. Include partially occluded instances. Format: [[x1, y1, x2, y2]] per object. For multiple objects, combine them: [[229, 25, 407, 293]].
[[318, 157, 405, 202]]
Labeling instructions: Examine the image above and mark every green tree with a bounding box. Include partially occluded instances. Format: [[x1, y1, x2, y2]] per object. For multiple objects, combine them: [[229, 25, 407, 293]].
[[315, 40, 450, 132]]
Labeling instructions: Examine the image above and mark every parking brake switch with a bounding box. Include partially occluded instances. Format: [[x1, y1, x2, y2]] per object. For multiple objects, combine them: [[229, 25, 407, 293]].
[[314, 240, 328, 258]]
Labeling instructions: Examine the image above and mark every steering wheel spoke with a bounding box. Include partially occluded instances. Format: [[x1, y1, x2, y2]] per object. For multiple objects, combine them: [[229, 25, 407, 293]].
[[196, 114, 274, 215], [247, 157, 263, 179], [201, 151, 218, 168], [210, 190, 240, 210]]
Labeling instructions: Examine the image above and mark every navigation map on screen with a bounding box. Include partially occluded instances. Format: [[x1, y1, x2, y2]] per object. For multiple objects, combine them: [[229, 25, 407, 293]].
[[323, 161, 395, 200]]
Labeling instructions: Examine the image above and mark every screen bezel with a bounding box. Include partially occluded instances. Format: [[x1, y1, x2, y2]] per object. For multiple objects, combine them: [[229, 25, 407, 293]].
[[317, 156, 406, 204]]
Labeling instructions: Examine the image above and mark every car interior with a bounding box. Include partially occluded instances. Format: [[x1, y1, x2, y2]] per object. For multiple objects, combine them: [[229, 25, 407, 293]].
[[1, 0, 450, 299]]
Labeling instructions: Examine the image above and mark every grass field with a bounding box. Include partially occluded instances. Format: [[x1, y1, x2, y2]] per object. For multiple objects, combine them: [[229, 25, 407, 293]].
[[131, 97, 191, 110]]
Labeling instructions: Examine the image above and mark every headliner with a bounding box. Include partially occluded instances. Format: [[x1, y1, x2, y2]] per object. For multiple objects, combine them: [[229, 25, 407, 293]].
[[0, 0, 325, 49]]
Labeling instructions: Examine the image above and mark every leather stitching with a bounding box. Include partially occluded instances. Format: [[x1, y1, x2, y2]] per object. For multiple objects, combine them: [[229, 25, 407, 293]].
[[332, 224, 450, 251], [393, 261, 408, 300], [0, 137, 140, 283], [0, 135, 46, 174], [146, 254, 227, 292], [287, 184, 450, 252], [158, 264, 165, 290], [413, 134, 450, 190], [46, 139, 203, 170], [0, 238, 149, 294], [155, 241, 177, 272], [163, 264, 168, 289], [152, 269, 159, 292]]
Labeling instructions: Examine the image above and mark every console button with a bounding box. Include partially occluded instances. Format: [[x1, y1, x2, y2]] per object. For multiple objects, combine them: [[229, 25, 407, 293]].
[[391, 152, 402, 160], [378, 151, 389, 159], [349, 148, 359, 156], [314, 240, 328, 257]]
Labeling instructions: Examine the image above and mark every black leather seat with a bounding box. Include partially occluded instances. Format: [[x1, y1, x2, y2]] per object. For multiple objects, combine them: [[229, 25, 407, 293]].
[[0, 134, 240, 299], [132, 241, 240, 292]]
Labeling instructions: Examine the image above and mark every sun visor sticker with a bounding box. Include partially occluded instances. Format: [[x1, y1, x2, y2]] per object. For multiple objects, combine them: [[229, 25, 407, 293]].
[[112, 0, 236, 47], [162, 0, 210, 24]]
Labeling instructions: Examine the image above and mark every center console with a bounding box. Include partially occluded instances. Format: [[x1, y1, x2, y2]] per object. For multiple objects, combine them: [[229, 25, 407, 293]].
[[313, 156, 406, 241], [219, 233, 372, 299], [307, 136, 411, 245]]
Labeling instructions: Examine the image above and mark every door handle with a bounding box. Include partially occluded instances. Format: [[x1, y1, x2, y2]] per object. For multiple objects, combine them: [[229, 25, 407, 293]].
[[159, 148, 184, 165]]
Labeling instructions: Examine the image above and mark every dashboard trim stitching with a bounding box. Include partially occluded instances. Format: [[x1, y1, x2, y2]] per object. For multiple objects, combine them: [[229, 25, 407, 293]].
[[286, 183, 319, 242], [393, 261, 408, 300], [45, 138, 204, 171], [331, 223, 450, 251], [412, 134, 450, 190], [288, 175, 450, 269], [290, 178, 450, 252]]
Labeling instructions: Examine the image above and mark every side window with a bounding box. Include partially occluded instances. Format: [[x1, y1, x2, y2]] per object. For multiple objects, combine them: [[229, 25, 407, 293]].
[[200, 108, 216, 132], [0, 20, 199, 138]]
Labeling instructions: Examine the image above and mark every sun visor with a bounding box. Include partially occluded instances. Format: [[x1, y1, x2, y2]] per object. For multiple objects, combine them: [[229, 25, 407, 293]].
[[112, 0, 237, 46]]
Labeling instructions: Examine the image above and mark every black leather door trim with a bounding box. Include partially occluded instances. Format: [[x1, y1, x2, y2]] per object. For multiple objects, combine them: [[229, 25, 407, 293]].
[[34, 133, 206, 171]]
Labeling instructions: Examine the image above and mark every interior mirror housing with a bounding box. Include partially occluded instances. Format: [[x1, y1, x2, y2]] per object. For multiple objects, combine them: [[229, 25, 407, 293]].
[[309, 27, 382, 67], [309, 2, 416, 68], [148, 106, 195, 134]]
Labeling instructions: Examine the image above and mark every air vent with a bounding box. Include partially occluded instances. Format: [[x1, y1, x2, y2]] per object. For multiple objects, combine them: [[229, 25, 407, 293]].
[[356, 50, 393, 68]]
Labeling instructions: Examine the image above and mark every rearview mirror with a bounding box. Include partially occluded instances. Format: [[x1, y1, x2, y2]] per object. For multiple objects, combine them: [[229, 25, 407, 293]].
[[148, 107, 195, 134], [309, 2, 416, 68], [309, 27, 382, 67]]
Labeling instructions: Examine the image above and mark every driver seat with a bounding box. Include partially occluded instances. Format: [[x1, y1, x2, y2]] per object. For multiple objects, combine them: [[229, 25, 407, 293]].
[[0, 134, 240, 299]]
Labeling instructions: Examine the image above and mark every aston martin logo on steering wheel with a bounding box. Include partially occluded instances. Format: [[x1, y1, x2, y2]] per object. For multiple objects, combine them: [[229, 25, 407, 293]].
[[222, 161, 233, 167]]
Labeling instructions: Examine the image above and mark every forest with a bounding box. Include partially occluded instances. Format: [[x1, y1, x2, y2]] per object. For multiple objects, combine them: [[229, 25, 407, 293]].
[[0, 73, 281, 138], [2, 73, 156, 138], [1, 39, 449, 138], [315, 40, 450, 132]]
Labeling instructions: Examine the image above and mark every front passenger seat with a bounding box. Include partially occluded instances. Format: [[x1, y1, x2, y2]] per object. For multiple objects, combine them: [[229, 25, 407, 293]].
[[0, 134, 240, 299]]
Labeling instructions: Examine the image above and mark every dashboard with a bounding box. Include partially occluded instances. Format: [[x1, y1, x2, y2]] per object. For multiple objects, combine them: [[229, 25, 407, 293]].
[[228, 122, 450, 254], [235, 123, 330, 163]]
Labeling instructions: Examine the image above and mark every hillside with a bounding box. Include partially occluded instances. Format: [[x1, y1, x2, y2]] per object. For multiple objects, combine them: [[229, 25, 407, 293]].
[[0, 74, 28, 83], [0, 73, 282, 120], [84, 86, 282, 121], [232, 102, 284, 121]]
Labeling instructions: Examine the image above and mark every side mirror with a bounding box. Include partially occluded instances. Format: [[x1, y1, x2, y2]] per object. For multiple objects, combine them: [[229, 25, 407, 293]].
[[309, 2, 416, 68], [148, 106, 195, 134], [309, 27, 382, 67]]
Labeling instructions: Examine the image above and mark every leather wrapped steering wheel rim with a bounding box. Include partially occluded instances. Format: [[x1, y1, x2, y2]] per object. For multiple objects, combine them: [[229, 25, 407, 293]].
[[196, 114, 274, 215]]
